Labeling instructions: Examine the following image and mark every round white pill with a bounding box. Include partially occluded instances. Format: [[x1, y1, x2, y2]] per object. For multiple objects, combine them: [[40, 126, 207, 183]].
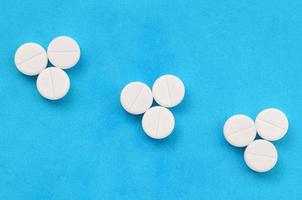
[[223, 114, 257, 147], [14, 43, 48, 76], [120, 82, 153, 115], [36, 67, 70, 100], [255, 108, 289, 141], [152, 74, 185, 108], [47, 36, 80, 69], [142, 106, 175, 139], [244, 139, 278, 173]]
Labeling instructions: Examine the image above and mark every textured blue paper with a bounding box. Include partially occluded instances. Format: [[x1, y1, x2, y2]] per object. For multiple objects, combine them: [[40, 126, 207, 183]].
[[0, 0, 301, 199]]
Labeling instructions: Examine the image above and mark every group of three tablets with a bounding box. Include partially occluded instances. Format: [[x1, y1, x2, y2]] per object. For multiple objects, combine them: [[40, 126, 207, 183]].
[[224, 109, 288, 172], [14, 36, 80, 100]]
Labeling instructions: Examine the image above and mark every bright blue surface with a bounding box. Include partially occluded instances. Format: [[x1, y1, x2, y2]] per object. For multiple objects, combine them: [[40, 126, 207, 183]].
[[0, 0, 301, 199]]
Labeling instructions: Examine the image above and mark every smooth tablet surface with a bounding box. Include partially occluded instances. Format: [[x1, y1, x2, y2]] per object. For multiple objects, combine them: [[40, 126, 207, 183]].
[[47, 36, 80, 69], [36, 67, 70, 100], [244, 139, 278, 173], [152, 74, 185, 108], [120, 82, 153, 115], [223, 114, 257, 147], [142, 106, 175, 139], [255, 108, 289, 141], [14, 43, 48, 76]]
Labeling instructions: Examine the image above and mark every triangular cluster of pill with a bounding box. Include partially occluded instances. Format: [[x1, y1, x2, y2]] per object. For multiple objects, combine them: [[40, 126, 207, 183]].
[[14, 36, 80, 100], [224, 108, 288, 172], [120, 74, 185, 139]]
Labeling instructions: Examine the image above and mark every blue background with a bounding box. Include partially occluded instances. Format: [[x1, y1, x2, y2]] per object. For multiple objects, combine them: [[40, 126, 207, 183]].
[[0, 0, 301, 199]]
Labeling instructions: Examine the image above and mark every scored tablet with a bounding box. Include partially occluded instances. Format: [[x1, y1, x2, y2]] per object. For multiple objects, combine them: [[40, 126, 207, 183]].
[[244, 139, 278, 173], [120, 82, 153, 115], [36, 67, 70, 100], [152, 75, 185, 108], [47, 36, 80, 70], [255, 108, 289, 141], [224, 114, 257, 147], [142, 106, 175, 139], [14, 43, 48, 76]]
